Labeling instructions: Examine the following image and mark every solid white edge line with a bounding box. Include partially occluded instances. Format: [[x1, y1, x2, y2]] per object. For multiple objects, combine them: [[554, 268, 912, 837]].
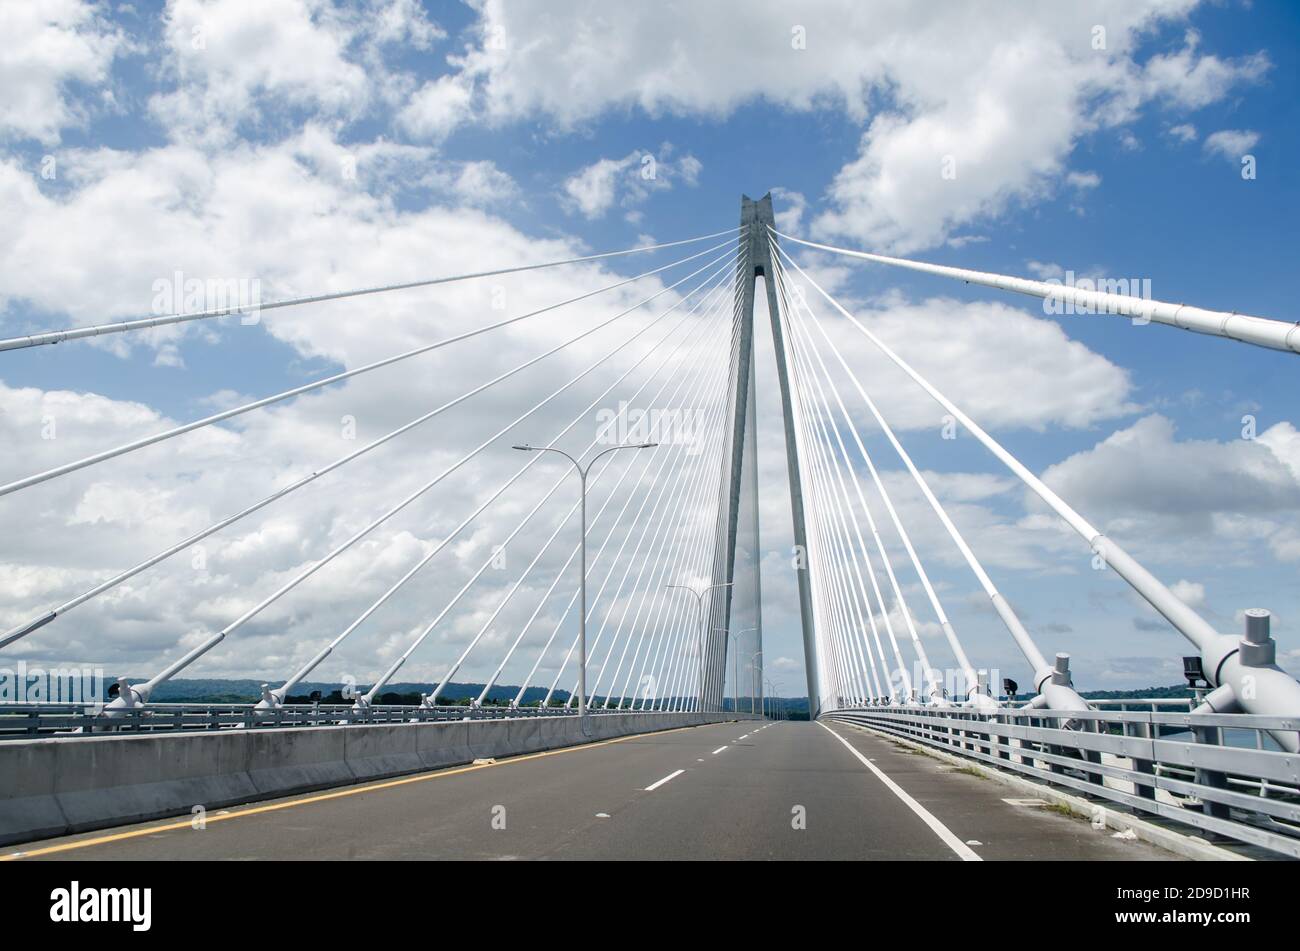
[[817, 721, 982, 861], [645, 769, 686, 791]]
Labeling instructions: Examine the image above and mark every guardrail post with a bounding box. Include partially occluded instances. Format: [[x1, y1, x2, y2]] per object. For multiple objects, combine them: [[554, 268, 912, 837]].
[[995, 711, 1012, 763], [1192, 722, 1231, 819], [1123, 704, 1156, 800], [1080, 720, 1104, 788]]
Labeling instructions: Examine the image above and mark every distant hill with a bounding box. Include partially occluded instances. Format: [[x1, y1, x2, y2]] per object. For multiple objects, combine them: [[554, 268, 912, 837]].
[[1080, 684, 1194, 701], [1000, 684, 1193, 702], [112, 678, 1190, 708], [121, 677, 808, 710], [127, 678, 569, 705]]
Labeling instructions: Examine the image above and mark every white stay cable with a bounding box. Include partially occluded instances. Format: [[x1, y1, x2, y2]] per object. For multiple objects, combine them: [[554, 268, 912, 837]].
[[609, 365, 735, 709], [772, 229, 1300, 357], [473, 297, 734, 707], [583, 359, 735, 707], [546, 291, 746, 709], [773, 237, 1225, 656], [774, 252, 920, 696], [0, 227, 743, 352], [566, 290, 744, 711], [792, 353, 877, 704], [553, 368, 731, 708], [638, 292, 748, 712], [772, 259, 914, 700], [776, 248, 980, 694], [506, 319, 731, 708], [415, 271, 740, 703], [772, 243, 1057, 682], [796, 375, 890, 703], [0, 237, 737, 501], [0, 246, 737, 652], [779, 260, 966, 700], [780, 297, 854, 707], [357, 259, 741, 702], [126, 251, 734, 698], [274, 256, 739, 704]]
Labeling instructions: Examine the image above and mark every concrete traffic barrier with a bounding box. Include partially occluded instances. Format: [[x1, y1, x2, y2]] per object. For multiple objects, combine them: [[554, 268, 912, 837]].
[[0, 711, 745, 846]]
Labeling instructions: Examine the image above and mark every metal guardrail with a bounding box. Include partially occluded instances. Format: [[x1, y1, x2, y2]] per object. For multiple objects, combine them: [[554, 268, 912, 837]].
[[825, 704, 1300, 859], [0, 701, 722, 739]]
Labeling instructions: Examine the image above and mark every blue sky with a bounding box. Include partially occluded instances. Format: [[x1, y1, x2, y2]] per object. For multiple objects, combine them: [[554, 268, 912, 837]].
[[1, 1, 1298, 701]]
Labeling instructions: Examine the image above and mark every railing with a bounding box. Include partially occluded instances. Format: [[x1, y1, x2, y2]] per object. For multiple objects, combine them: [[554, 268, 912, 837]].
[[825, 704, 1300, 859], [0, 701, 728, 740]]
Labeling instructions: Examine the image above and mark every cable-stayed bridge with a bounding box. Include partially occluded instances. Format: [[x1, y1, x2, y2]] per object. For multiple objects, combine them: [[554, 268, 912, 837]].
[[1, 194, 1298, 861]]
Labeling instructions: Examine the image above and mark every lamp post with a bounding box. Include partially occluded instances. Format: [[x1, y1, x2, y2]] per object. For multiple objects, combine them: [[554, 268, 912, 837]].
[[665, 581, 733, 712], [714, 626, 755, 714], [766, 679, 783, 720], [514, 441, 655, 727], [746, 650, 763, 715]]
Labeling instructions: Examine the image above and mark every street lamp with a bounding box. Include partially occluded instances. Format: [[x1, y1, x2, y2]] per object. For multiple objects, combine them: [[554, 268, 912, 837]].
[[665, 581, 733, 712], [714, 626, 755, 714], [514, 441, 655, 726], [746, 650, 763, 715], [765, 679, 784, 720]]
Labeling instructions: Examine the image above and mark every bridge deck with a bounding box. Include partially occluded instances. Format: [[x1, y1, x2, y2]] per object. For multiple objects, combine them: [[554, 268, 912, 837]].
[[10, 721, 1176, 861]]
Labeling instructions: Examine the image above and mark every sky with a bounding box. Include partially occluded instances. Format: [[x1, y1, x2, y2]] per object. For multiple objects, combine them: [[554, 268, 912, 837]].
[[1, 0, 1298, 700]]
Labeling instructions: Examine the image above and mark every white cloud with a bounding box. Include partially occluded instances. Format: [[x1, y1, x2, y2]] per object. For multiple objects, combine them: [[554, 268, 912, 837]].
[[397, 75, 473, 140], [1040, 415, 1300, 563], [431, 3, 1267, 252], [561, 156, 629, 219], [560, 147, 703, 220], [1138, 29, 1270, 110], [447, 160, 519, 206], [1167, 122, 1198, 143], [0, 0, 125, 145], [791, 289, 1139, 432], [149, 0, 449, 143], [770, 187, 807, 234], [1203, 128, 1260, 161], [0, 118, 737, 689], [1170, 579, 1205, 608], [362, 0, 444, 50], [1026, 260, 1066, 280]]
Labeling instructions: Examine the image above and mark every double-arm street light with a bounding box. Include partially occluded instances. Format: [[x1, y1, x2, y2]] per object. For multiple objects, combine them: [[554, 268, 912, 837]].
[[713, 626, 755, 714], [765, 678, 782, 720], [514, 441, 655, 725], [747, 650, 763, 715], [665, 581, 733, 712]]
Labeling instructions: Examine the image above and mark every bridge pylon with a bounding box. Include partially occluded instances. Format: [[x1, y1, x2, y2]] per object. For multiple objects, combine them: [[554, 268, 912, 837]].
[[707, 194, 820, 717]]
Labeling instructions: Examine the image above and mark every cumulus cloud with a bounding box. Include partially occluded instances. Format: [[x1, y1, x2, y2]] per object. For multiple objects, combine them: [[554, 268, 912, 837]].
[[1203, 128, 1260, 161], [1170, 579, 1205, 608], [1138, 29, 1270, 110], [423, 3, 1267, 252], [0, 0, 1288, 697], [1040, 415, 1300, 564], [0, 118, 733, 689], [560, 146, 703, 220], [0, 0, 126, 145], [788, 289, 1139, 432], [397, 75, 473, 140]]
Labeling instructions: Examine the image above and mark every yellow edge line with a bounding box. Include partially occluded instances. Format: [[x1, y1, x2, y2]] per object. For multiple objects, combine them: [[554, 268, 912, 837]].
[[3, 722, 707, 861]]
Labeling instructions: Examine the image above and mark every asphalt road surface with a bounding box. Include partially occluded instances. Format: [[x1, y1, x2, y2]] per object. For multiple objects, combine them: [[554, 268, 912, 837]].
[[8, 720, 1176, 861]]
